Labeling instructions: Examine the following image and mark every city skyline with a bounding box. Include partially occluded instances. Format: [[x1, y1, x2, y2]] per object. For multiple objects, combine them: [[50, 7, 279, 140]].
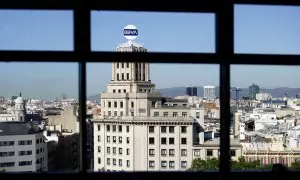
[[0, 5, 300, 100]]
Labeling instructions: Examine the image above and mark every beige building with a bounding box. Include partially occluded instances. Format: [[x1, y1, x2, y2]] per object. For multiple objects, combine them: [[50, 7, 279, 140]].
[[44, 106, 80, 171], [192, 138, 243, 162], [93, 40, 205, 172]]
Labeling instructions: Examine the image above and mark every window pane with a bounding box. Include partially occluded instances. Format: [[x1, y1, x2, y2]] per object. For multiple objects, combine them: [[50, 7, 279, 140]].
[[235, 5, 300, 55], [0, 10, 73, 51], [0, 62, 79, 172], [231, 65, 300, 170], [88, 61, 220, 172], [91, 11, 215, 53]]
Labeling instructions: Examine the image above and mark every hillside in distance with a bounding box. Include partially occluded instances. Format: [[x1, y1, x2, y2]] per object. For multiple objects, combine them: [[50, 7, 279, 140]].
[[87, 87, 300, 102]]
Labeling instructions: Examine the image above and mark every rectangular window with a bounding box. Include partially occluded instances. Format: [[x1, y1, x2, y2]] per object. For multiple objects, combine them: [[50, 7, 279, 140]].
[[117, 63, 119, 68], [113, 136, 116, 143], [181, 126, 187, 133], [163, 112, 168, 117], [149, 149, 155, 156], [126, 126, 130, 133], [127, 160, 130, 167], [131, 102, 134, 108], [149, 161, 155, 168], [149, 137, 155, 145], [120, 111, 123, 116], [154, 112, 159, 117], [98, 157, 101, 164], [113, 159, 116, 166], [121, 62, 124, 68], [122, 73, 124, 80], [119, 136, 122, 143], [113, 147, 116, 154], [107, 147, 110, 154], [108, 102, 111, 108], [149, 126, 155, 133], [161, 161, 167, 168], [123, 89, 126, 93], [113, 125, 116, 132], [127, 148, 130, 155], [117, 73, 119, 80], [169, 138, 174, 145], [181, 161, 187, 169], [161, 126, 167, 133], [127, 137, 130, 144], [120, 101, 123, 108], [113, 89, 116, 93], [107, 125, 110, 131], [127, 73, 129, 80], [161, 149, 167, 156], [107, 136, 110, 143], [182, 112, 187, 117], [114, 111, 117, 116], [169, 161, 175, 168], [118, 89, 121, 93], [194, 150, 200, 156], [98, 146, 101, 153], [114, 101, 117, 108], [181, 138, 187, 145], [119, 159, 122, 166], [107, 158, 110, 165], [206, 149, 213, 156], [98, 124, 101, 131], [173, 112, 178, 117], [230, 150, 236, 157], [19, 161, 32, 166], [169, 149, 175, 156], [118, 125, 122, 132], [98, 135, 101, 142], [108, 111, 111, 116], [119, 148, 122, 155], [181, 149, 187, 156], [169, 126, 174, 133], [161, 138, 167, 145]]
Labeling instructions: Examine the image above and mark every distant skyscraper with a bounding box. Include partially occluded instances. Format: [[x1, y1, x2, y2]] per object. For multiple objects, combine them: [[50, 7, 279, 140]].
[[249, 83, 260, 100], [186, 86, 197, 96], [204, 86, 215, 99]]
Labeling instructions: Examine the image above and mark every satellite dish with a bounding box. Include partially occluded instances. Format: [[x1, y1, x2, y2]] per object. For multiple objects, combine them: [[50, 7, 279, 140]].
[[123, 24, 138, 41]]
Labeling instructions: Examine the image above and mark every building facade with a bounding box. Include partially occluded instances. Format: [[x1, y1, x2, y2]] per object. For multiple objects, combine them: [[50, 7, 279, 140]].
[[93, 38, 205, 171], [249, 84, 260, 100], [203, 86, 215, 100], [0, 122, 48, 172]]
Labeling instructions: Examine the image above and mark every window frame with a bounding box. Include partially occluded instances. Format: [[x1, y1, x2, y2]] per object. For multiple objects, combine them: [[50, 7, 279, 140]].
[[0, 0, 299, 176]]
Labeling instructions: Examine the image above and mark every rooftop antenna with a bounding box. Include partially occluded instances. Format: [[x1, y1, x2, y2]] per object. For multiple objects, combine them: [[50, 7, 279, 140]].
[[19, 92, 22, 97]]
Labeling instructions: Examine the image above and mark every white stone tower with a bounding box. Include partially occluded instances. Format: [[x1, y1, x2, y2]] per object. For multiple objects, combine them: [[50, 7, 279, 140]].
[[14, 92, 26, 121]]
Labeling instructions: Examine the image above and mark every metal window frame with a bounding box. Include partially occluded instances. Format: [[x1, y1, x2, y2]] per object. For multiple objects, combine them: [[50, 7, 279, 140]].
[[0, 0, 300, 178]]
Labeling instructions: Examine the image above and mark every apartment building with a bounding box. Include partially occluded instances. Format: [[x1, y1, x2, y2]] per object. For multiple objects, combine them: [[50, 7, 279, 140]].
[[0, 122, 48, 172], [93, 36, 205, 171]]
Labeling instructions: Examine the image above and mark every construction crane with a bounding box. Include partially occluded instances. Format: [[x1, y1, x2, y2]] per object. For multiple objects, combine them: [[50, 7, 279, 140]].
[[231, 87, 243, 108]]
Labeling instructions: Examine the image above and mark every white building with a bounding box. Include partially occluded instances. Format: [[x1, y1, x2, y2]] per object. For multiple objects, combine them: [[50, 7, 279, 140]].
[[203, 86, 215, 100], [256, 92, 272, 101], [93, 31, 205, 172], [0, 122, 48, 172], [0, 95, 26, 122]]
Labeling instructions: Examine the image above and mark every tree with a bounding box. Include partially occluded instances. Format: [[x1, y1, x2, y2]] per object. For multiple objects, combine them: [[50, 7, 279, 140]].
[[291, 161, 300, 170], [190, 157, 219, 170], [190, 156, 273, 171]]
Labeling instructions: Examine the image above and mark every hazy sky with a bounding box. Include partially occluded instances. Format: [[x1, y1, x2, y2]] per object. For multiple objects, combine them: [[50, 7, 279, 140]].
[[0, 5, 300, 100]]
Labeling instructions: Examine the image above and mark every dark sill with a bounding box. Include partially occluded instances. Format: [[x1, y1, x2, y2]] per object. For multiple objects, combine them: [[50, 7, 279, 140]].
[[0, 171, 298, 180]]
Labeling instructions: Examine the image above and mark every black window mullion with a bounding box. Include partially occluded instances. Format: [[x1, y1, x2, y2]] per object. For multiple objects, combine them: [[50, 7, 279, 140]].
[[216, 1, 233, 172], [74, 6, 90, 173]]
